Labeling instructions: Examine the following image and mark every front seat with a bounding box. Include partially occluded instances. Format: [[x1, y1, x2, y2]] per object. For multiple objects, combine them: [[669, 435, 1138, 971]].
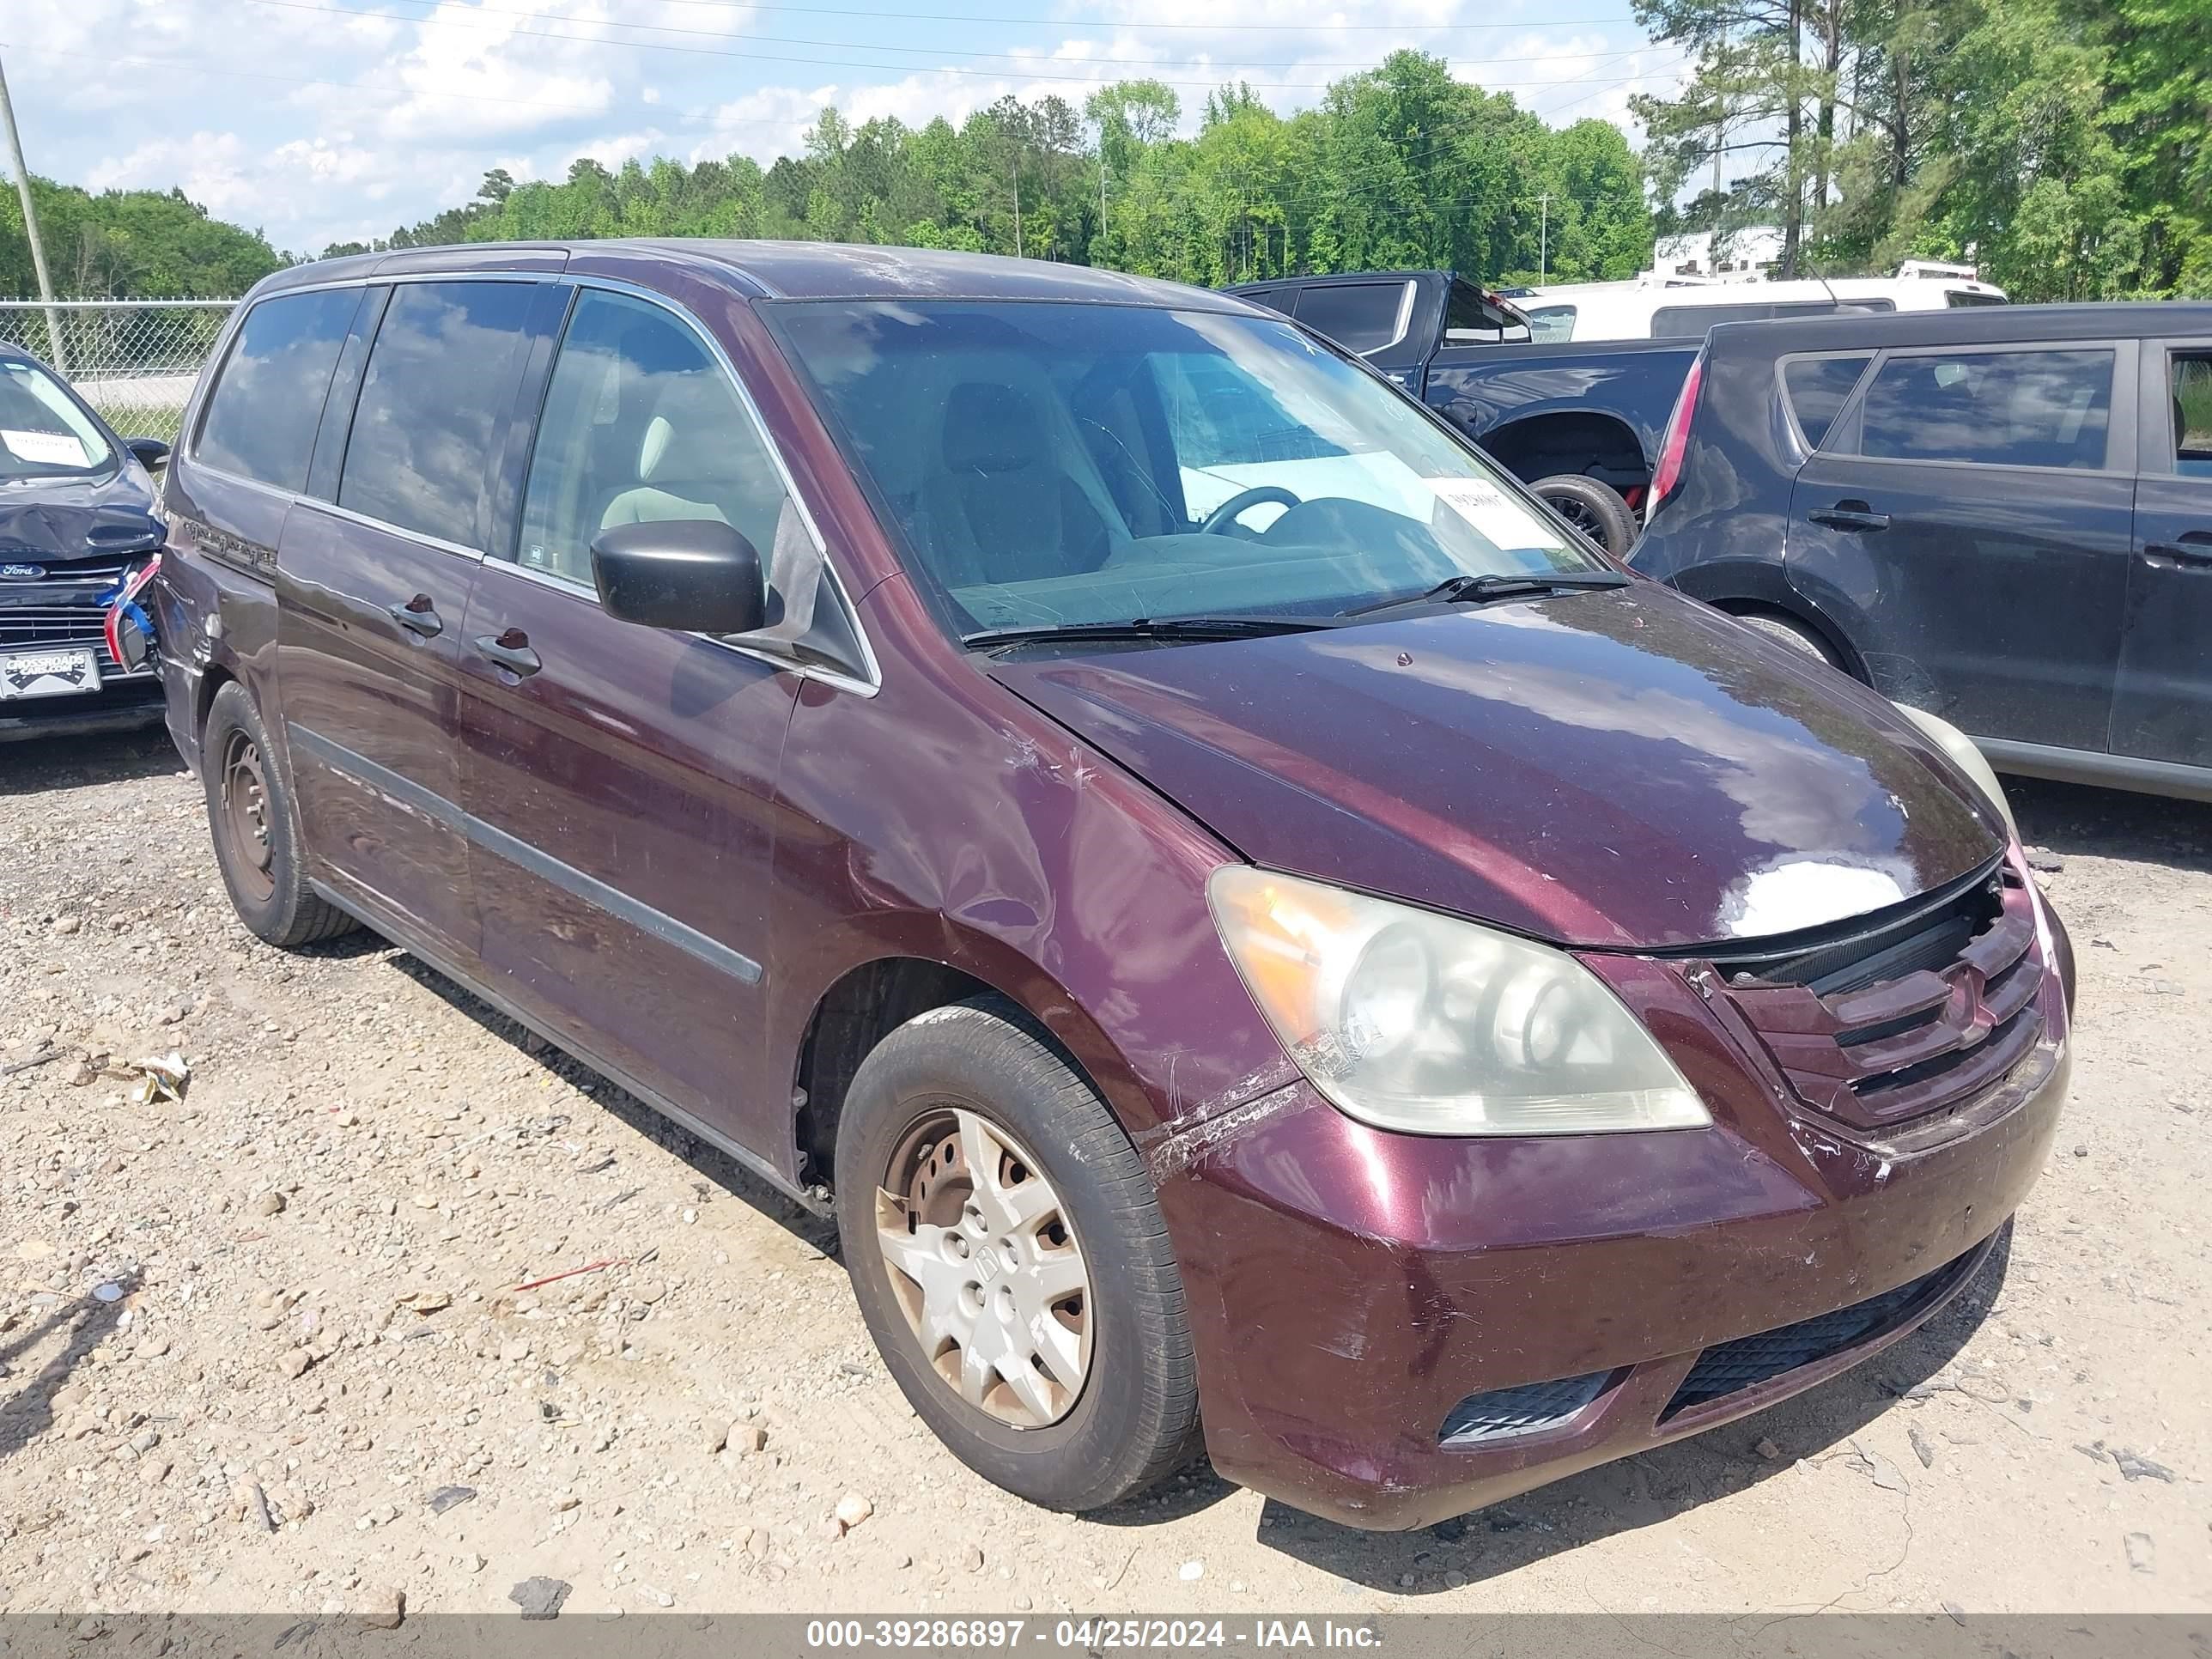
[[600, 375, 785, 556], [920, 380, 1115, 590]]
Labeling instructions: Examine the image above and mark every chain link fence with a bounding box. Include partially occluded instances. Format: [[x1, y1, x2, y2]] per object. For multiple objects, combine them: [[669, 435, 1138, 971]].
[[0, 300, 237, 442]]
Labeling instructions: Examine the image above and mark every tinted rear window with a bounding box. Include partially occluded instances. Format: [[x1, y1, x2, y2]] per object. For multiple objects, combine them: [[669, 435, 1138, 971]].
[[1649, 298, 1877, 337], [337, 281, 537, 548], [1444, 283, 1528, 343], [1293, 283, 1408, 355], [1860, 349, 2114, 471], [196, 287, 360, 492], [1782, 355, 1873, 450]]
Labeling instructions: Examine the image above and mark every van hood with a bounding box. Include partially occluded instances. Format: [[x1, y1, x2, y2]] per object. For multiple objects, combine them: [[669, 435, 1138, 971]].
[[990, 584, 2005, 951]]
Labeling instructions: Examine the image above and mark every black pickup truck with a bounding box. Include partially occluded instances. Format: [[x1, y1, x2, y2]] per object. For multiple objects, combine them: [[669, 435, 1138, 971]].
[[1226, 270, 1698, 555]]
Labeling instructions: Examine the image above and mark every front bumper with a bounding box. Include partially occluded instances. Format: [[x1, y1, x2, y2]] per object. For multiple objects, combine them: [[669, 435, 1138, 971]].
[[1150, 941, 2069, 1530], [2, 580, 162, 744], [1, 684, 166, 743]]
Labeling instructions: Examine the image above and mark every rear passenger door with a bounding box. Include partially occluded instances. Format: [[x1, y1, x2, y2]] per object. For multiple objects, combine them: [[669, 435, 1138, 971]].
[[454, 284, 806, 1151], [276, 277, 552, 968], [1785, 343, 2136, 750], [2114, 341, 2212, 768]]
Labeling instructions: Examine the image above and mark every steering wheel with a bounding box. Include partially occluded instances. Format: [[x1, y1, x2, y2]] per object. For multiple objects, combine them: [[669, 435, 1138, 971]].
[[1199, 484, 1302, 535]]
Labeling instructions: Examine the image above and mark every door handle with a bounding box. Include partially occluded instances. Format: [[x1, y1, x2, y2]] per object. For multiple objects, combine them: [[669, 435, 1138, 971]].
[[386, 595, 443, 638], [471, 628, 541, 676], [2143, 530, 2212, 568], [1808, 501, 1890, 532]]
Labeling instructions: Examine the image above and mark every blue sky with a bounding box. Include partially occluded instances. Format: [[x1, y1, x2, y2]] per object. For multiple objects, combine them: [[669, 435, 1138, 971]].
[[6, 0, 1681, 258]]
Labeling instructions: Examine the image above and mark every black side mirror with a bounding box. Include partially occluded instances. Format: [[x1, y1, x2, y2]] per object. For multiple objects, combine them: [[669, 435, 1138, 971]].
[[589, 519, 765, 635], [125, 437, 170, 473]]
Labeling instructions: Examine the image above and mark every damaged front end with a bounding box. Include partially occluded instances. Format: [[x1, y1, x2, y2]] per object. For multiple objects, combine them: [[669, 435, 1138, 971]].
[[0, 499, 167, 743]]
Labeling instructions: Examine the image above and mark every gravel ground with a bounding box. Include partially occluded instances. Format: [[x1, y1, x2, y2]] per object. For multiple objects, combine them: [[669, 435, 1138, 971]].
[[0, 728, 2205, 1620]]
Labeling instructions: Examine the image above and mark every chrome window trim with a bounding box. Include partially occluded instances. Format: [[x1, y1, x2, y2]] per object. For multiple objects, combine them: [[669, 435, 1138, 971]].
[[1292, 279, 1416, 359], [177, 268, 884, 697], [291, 495, 490, 565], [514, 274, 882, 696], [1375, 279, 1418, 358]]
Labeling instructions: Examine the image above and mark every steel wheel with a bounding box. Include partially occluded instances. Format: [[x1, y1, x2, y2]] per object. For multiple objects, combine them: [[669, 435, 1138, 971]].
[[218, 727, 276, 904], [874, 1106, 1092, 1428]]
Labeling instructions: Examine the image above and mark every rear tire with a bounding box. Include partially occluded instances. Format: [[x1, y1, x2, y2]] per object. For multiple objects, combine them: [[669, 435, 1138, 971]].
[[202, 682, 357, 948], [1734, 610, 1844, 671], [835, 996, 1200, 1512], [1530, 473, 1638, 558]]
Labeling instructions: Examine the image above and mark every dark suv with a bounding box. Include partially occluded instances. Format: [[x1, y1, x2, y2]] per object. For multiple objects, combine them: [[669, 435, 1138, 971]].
[[153, 241, 2071, 1530], [1632, 303, 2212, 802]]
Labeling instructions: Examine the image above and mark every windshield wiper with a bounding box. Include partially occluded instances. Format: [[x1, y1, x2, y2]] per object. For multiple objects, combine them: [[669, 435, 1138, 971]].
[[963, 614, 1343, 652], [1340, 568, 1631, 620]]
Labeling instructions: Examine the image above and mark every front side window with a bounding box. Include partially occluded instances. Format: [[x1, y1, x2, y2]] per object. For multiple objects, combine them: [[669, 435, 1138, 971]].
[[516, 288, 795, 587], [1860, 349, 2114, 471], [195, 287, 359, 492], [1782, 355, 1873, 450], [1293, 283, 1410, 356], [338, 281, 537, 548], [766, 301, 1598, 638], [0, 357, 115, 481], [2170, 355, 2212, 478]]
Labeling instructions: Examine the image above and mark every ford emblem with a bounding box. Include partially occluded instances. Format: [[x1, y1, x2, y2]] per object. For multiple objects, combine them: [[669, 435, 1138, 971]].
[[0, 562, 50, 582]]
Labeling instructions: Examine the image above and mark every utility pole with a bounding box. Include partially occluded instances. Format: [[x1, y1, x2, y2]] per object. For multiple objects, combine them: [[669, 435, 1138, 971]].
[[0, 50, 64, 376], [1098, 156, 1109, 247], [1538, 191, 1553, 280], [1011, 150, 1024, 259]]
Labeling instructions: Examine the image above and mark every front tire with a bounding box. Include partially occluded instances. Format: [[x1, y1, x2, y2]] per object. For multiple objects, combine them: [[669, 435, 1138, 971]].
[[202, 682, 357, 948], [835, 997, 1200, 1511]]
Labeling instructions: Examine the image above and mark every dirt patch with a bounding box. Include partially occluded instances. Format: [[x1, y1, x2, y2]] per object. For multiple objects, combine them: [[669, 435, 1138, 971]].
[[0, 733, 2205, 1616]]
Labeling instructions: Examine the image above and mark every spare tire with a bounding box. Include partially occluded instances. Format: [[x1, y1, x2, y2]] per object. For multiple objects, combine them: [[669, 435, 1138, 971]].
[[1530, 473, 1638, 559]]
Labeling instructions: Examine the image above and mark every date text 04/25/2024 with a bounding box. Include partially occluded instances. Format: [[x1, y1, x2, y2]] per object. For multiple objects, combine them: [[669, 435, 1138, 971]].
[[802, 1620, 1384, 1650]]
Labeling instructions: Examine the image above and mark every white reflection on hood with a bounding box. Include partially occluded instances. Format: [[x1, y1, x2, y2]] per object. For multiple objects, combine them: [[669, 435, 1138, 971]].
[[1306, 631, 1923, 932]]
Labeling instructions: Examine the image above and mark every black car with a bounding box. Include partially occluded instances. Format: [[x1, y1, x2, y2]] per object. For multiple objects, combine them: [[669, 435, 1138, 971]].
[[0, 345, 170, 743], [1632, 303, 2212, 802]]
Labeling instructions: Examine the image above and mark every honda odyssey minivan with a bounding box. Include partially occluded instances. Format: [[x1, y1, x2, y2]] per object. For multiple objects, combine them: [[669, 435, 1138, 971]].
[[150, 241, 2074, 1530]]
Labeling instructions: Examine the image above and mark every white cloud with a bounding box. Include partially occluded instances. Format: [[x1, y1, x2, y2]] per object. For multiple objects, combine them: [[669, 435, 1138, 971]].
[[26, 0, 1676, 257]]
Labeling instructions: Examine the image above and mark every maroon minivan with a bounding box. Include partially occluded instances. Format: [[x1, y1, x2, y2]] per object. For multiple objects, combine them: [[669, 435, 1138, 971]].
[[149, 242, 2074, 1530]]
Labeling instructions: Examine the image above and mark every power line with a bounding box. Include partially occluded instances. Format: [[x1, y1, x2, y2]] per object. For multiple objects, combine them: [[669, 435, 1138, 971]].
[[236, 0, 1656, 93], [355, 0, 1645, 33], [246, 0, 1659, 76]]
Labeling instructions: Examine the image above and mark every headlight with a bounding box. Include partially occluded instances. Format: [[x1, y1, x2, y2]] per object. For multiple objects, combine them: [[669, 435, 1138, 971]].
[[1207, 866, 1711, 1137], [1893, 705, 2016, 842]]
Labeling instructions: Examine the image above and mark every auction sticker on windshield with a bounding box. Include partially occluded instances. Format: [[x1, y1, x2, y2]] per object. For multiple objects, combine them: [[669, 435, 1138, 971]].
[[1425, 476, 1566, 551], [1, 429, 91, 467]]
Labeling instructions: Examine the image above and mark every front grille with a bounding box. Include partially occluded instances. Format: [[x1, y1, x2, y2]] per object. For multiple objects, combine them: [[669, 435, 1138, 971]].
[[1712, 860, 2046, 1130], [1662, 1247, 1978, 1419], [0, 554, 135, 586], [0, 604, 146, 678], [1439, 1370, 1610, 1447]]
